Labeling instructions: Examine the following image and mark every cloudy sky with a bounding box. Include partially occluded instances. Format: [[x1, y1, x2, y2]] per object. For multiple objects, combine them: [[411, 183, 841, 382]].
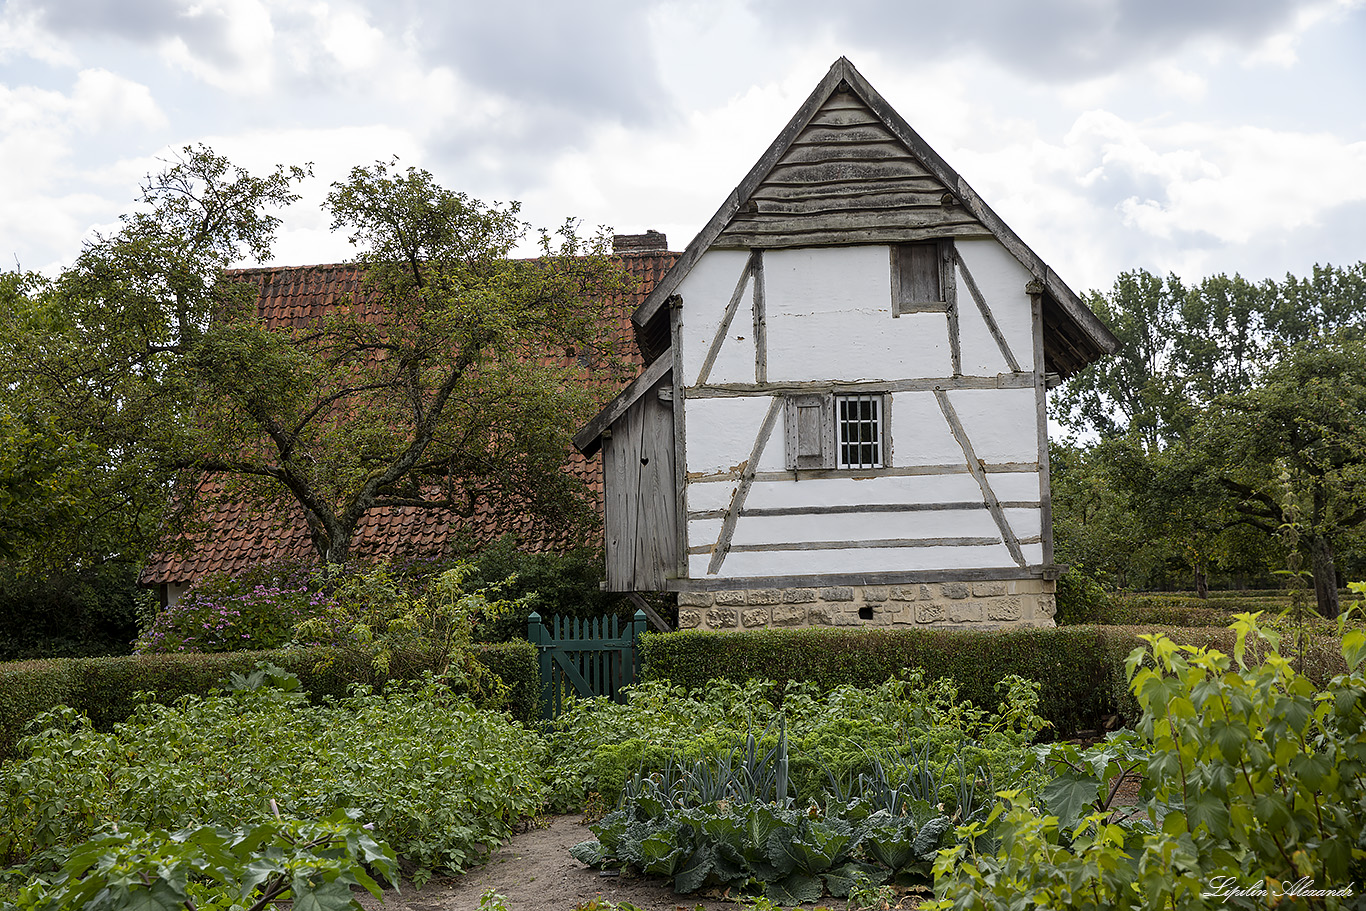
[[2, 0, 1364, 293]]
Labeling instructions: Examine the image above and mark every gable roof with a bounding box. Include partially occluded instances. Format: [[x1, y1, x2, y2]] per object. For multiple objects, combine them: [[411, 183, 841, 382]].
[[575, 58, 1117, 456], [141, 250, 677, 587]]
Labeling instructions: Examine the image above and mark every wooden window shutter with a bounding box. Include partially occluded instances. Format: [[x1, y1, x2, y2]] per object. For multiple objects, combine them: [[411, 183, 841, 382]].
[[785, 394, 834, 470], [892, 240, 955, 316]]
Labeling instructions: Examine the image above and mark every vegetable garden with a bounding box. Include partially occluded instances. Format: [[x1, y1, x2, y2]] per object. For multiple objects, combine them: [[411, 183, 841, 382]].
[[2, 571, 1365, 909]]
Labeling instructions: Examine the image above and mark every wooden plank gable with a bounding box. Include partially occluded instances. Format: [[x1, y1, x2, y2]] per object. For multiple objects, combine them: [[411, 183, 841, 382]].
[[714, 89, 989, 249]]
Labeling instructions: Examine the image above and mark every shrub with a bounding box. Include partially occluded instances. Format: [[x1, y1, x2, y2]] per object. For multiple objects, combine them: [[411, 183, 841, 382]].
[[928, 594, 1366, 909], [638, 625, 1346, 738], [295, 562, 518, 699], [0, 666, 546, 881], [0, 563, 146, 660], [445, 538, 635, 643], [1054, 565, 1111, 625], [1101, 594, 1238, 627], [0, 641, 539, 758], [135, 562, 329, 654]]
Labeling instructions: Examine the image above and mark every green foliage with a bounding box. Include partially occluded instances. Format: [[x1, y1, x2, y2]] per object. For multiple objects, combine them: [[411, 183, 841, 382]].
[[447, 538, 632, 643], [1200, 335, 1366, 617], [0, 562, 146, 662], [1051, 266, 1366, 609], [637, 625, 1349, 740], [1053, 566, 1111, 625], [0, 641, 539, 759], [545, 672, 1045, 816], [0, 667, 545, 882], [571, 721, 995, 900], [136, 562, 328, 654], [0, 149, 307, 578], [926, 598, 1366, 909], [10, 809, 395, 911], [295, 563, 516, 701], [641, 626, 1128, 737]]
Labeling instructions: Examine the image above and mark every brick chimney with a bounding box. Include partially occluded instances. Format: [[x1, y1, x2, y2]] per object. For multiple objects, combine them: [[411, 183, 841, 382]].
[[612, 230, 668, 253]]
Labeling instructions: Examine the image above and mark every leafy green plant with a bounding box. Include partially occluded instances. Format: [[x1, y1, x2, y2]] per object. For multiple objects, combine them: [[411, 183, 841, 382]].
[[571, 723, 992, 902], [545, 672, 1045, 813], [295, 563, 516, 695], [0, 665, 545, 883], [9, 809, 395, 911], [927, 595, 1366, 909], [846, 871, 898, 910]]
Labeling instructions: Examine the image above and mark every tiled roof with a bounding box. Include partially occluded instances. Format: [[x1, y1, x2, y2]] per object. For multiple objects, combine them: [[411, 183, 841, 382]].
[[140, 250, 677, 586]]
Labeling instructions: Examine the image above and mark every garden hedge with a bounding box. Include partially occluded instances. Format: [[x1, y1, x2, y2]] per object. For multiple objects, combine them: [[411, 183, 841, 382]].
[[0, 641, 538, 758], [639, 625, 1346, 737], [1065, 589, 1357, 628]]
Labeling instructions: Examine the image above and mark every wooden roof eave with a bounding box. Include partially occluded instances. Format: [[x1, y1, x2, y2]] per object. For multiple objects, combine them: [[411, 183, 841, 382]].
[[574, 354, 673, 457]]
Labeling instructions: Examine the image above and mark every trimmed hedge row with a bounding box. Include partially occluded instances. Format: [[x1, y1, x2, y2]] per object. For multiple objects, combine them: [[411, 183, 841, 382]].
[[1101, 596, 1241, 628], [1082, 591, 1356, 628], [0, 641, 538, 758], [639, 625, 1346, 737]]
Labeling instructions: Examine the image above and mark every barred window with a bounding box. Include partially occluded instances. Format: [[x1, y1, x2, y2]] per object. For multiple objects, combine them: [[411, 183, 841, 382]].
[[837, 394, 883, 469]]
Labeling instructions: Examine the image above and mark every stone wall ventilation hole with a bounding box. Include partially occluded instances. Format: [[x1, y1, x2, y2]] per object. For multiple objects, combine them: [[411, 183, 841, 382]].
[[858, 605, 873, 620]]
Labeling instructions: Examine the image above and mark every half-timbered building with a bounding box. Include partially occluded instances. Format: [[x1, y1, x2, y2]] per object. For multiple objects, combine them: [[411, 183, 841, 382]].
[[574, 58, 1117, 630]]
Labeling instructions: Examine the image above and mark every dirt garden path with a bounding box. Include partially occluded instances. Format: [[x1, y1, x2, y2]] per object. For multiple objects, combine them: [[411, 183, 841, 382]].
[[353, 814, 835, 911]]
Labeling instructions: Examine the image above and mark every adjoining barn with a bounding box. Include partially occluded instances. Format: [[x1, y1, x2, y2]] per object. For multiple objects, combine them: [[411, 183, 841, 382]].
[[573, 57, 1117, 631]]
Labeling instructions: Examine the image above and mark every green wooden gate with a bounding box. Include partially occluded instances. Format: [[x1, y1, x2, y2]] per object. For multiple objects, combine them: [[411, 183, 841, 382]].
[[526, 610, 647, 720]]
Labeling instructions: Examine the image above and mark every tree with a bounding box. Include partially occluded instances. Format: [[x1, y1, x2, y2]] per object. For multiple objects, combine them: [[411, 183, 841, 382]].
[[1051, 265, 1366, 601], [2, 148, 634, 570], [1202, 335, 1366, 618]]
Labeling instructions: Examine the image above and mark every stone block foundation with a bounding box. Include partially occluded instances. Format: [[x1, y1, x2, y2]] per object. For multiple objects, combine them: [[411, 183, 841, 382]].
[[675, 579, 1056, 631]]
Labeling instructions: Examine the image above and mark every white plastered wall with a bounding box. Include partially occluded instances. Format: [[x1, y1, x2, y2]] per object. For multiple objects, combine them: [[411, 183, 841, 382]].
[[678, 241, 1045, 581], [954, 238, 1036, 374], [765, 246, 951, 382], [677, 249, 755, 386]]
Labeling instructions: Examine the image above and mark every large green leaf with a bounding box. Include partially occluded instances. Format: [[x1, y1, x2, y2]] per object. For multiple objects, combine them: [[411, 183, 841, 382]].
[[105, 880, 187, 911], [911, 815, 954, 859], [823, 860, 886, 899], [765, 872, 824, 904], [569, 840, 606, 868], [863, 814, 918, 871], [1042, 772, 1100, 833], [672, 845, 716, 894], [787, 817, 854, 874], [637, 830, 690, 877], [291, 880, 361, 911]]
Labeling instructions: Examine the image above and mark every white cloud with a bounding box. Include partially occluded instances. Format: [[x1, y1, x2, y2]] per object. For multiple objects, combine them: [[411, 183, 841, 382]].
[[0, 3, 75, 66], [160, 0, 276, 93], [1242, 0, 1360, 66], [1150, 61, 1208, 102], [71, 69, 167, 132], [1064, 115, 1366, 244], [0, 70, 171, 272], [317, 5, 384, 71]]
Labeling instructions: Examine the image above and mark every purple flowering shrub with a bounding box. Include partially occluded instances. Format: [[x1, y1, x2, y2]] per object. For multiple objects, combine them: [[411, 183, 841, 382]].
[[135, 563, 335, 654]]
